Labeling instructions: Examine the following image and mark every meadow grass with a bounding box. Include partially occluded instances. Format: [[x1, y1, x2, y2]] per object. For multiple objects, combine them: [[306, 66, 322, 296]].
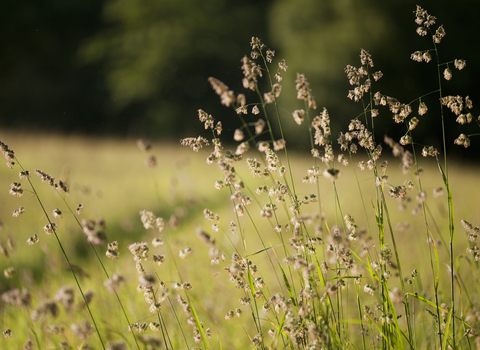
[[2, 5, 480, 350]]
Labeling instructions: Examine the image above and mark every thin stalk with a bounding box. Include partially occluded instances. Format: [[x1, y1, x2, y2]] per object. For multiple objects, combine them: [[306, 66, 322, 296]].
[[432, 35, 455, 347], [57, 193, 141, 349]]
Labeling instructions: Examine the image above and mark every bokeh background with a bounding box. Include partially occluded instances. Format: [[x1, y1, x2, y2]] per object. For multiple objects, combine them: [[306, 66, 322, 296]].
[[1, 0, 479, 154]]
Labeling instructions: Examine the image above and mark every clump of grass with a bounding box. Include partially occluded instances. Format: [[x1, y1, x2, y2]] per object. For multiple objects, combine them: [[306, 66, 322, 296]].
[[1, 5, 480, 350]]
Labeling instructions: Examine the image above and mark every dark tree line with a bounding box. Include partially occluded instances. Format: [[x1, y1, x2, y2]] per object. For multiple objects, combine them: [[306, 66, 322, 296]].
[[1, 0, 479, 156]]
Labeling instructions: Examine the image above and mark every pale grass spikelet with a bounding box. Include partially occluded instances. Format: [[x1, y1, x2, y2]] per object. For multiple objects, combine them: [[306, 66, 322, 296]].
[[128, 242, 149, 262], [272, 83, 282, 98], [4, 267, 16, 279], [54, 285, 75, 310], [179, 246, 192, 259], [363, 284, 375, 296], [422, 146, 439, 157], [454, 134, 470, 148], [389, 186, 407, 199], [444, 68, 452, 80], [418, 101, 428, 115], [137, 139, 152, 151], [400, 134, 412, 145], [139, 210, 156, 230], [295, 73, 317, 109], [180, 136, 209, 152], [106, 340, 128, 350], [52, 208, 63, 219], [18, 170, 30, 179], [235, 105, 247, 115], [292, 109, 305, 125], [81, 218, 107, 245], [323, 168, 341, 182], [152, 255, 166, 266], [152, 237, 164, 247], [9, 182, 24, 197], [263, 92, 275, 104], [106, 249, 119, 260], [43, 223, 57, 235], [75, 203, 84, 215], [433, 187, 444, 198], [241, 55, 262, 91], [149, 302, 162, 314], [410, 51, 423, 62], [235, 141, 249, 155], [233, 129, 244, 141], [3, 329, 12, 339], [12, 206, 25, 217], [107, 241, 118, 253], [408, 117, 419, 130], [138, 274, 156, 287], [273, 139, 286, 151], [454, 59, 466, 70], [415, 5, 436, 28], [254, 118, 265, 134], [208, 77, 235, 107], [257, 141, 270, 152], [433, 25, 446, 44], [27, 234, 39, 245], [225, 310, 234, 320], [144, 155, 156, 168]]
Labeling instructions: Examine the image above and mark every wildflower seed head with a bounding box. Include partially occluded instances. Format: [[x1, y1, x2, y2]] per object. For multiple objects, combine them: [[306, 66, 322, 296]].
[[180, 136, 209, 152], [139, 210, 156, 230], [415, 6, 436, 28], [295, 73, 317, 109], [208, 77, 235, 107], [128, 242, 149, 262]]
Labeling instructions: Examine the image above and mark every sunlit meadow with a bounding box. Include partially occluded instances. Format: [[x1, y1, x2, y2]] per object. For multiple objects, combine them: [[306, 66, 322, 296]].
[[2, 6, 480, 350]]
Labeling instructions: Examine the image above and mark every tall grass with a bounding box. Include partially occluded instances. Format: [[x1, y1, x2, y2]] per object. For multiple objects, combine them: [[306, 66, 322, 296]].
[[1, 5, 480, 350]]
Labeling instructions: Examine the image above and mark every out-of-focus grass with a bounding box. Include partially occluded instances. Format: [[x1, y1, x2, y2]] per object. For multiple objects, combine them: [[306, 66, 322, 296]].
[[1, 132, 480, 349]]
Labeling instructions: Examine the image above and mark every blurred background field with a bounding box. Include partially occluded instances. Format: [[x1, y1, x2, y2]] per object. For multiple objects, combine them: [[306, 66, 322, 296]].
[[1, 132, 479, 348]]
